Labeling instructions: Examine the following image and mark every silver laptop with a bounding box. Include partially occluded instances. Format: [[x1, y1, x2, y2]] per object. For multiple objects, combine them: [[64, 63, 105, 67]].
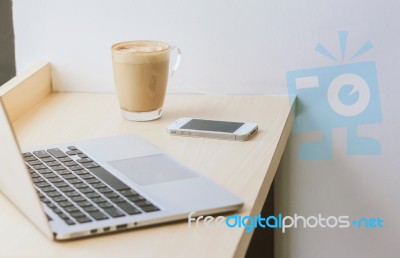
[[0, 100, 243, 240]]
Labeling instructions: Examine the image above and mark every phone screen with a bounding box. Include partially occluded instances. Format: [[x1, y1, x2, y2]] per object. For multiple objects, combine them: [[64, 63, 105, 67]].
[[181, 119, 244, 133]]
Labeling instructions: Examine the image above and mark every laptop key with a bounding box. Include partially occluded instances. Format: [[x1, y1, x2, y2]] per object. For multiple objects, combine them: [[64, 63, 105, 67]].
[[64, 206, 79, 213], [76, 158, 93, 163], [47, 191, 62, 198], [92, 183, 106, 189], [47, 148, 68, 158], [47, 203, 57, 209], [85, 178, 101, 184], [71, 196, 86, 202], [98, 202, 113, 209], [40, 197, 51, 204], [67, 146, 78, 151], [89, 211, 108, 221], [119, 189, 139, 197], [24, 155, 38, 161], [70, 211, 86, 218], [46, 161, 62, 167], [24, 157, 34, 163], [33, 164, 47, 170], [67, 178, 82, 184], [135, 200, 153, 207], [74, 170, 88, 176], [88, 167, 130, 191], [41, 186, 55, 192], [76, 201, 92, 207], [82, 206, 99, 213], [52, 196, 67, 202], [97, 187, 113, 194], [92, 197, 107, 204], [53, 208, 64, 214], [104, 207, 125, 218], [22, 152, 33, 157], [33, 150, 50, 159], [76, 216, 92, 224], [24, 156, 38, 162], [28, 160, 43, 166], [66, 150, 77, 156], [59, 186, 74, 193], [37, 168, 52, 174], [53, 165, 66, 171], [109, 197, 125, 203], [59, 201, 73, 208], [48, 177, 63, 183], [74, 183, 87, 189], [80, 174, 94, 180], [35, 182, 50, 188], [141, 205, 160, 213], [59, 213, 69, 220], [30, 173, 40, 179], [85, 192, 100, 199], [65, 191, 80, 198], [58, 157, 73, 163], [32, 177, 45, 183], [62, 174, 77, 180], [64, 219, 76, 225], [64, 161, 78, 167], [70, 165, 84, 171], [41, 157, 56, 163], [43, 173, 58, 179], [82, 162, 100, 169], [55, 169, 70, 175], [79, 188, 94, 194], [53, 182, 69, 188], [127, 195, 145, 203], [103, 192, 119, 199], [116, 202, 141, 215]]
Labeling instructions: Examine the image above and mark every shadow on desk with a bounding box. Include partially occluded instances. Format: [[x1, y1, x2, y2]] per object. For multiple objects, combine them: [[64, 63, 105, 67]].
[[245, 182, 274, 258]]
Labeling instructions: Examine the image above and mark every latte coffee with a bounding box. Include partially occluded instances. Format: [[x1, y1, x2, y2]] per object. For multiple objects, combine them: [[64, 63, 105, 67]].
[[112, 40, 180, 121]]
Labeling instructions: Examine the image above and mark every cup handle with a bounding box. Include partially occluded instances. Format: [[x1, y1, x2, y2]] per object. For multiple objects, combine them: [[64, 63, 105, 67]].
[[169, 46, 181, 78]]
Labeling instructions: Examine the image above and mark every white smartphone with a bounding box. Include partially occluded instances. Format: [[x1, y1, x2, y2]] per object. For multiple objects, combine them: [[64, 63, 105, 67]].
[[166, 117, 258, 141]]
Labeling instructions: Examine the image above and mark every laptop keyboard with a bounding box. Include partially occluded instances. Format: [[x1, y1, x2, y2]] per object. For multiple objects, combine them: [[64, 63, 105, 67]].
[[23, 146, 160, 226]]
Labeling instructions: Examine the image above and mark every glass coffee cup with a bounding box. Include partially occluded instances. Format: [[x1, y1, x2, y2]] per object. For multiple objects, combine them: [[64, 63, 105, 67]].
[[112, 40, 181, 121]]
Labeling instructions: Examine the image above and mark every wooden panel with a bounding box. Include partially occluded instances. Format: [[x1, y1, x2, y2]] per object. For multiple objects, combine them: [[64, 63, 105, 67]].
[[0, 61, 52, 123]]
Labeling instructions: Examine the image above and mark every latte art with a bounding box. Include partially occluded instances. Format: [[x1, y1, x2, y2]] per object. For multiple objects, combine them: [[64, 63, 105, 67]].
[[120, 45, 166, 53]]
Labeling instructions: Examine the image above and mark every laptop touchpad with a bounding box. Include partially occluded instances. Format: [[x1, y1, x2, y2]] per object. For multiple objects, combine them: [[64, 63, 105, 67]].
[[108, 154, 198, 186]]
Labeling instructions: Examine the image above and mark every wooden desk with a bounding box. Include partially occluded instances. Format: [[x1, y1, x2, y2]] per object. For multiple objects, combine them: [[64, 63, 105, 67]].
[[0, 62, 293, 258]]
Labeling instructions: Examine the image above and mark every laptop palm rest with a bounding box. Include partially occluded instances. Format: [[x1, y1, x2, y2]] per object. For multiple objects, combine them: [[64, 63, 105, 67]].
[[108, 154, 198, 186]]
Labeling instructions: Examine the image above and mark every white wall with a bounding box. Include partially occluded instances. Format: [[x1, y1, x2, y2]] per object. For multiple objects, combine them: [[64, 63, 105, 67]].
[[13, 0, 400, 257], [14, 0, 289, 94]]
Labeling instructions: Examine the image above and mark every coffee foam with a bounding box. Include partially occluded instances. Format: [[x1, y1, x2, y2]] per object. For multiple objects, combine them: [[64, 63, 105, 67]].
[[121, 45, 166, 53], [112, 41, 170, 64]]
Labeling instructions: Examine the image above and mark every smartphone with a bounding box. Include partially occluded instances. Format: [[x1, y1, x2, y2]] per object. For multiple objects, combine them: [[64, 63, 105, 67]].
[[166, 117, 258, 141]]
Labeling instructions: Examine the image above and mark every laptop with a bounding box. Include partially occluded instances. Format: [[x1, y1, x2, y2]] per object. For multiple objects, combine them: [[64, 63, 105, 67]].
[[0, 100, 243, 240]]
